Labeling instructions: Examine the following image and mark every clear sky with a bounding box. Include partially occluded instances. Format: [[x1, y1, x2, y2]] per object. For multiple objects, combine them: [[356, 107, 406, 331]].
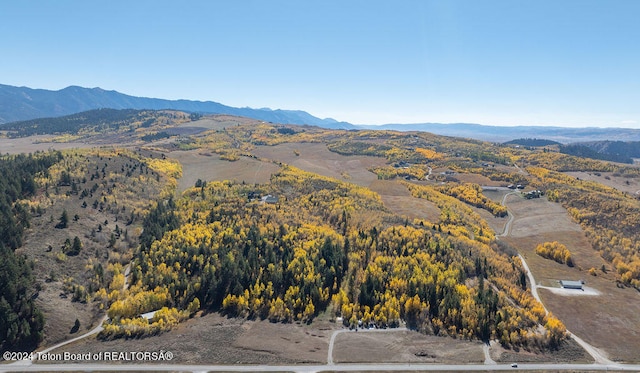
[[1, 1, 639, 128]]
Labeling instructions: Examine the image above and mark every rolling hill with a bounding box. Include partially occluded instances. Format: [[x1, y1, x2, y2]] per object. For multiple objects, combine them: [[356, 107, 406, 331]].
[[362, 123, 640, 143]]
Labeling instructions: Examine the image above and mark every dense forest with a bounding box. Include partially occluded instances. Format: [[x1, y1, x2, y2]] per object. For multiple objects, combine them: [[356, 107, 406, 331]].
[[0, 109, 189, 138], [0, 152, 62, 351], [503, 138, 561, 147], [559, 144, 633, 164], [577, 140, 640, 160], [504, 138, 638, 164]]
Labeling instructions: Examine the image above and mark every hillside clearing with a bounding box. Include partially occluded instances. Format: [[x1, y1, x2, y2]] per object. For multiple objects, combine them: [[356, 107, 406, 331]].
[[502, 195, 640, 362], [169, 150, 280, 192]]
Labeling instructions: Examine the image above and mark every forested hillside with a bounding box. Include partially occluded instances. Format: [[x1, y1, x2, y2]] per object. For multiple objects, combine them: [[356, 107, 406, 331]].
[[504, 138, 561, 147], [0, 108, 191, 138], [559, 144, 633, 164], [0, 152, 62, 351], [0, 146, 184, 350], [586, 140, 640, 158], [98, 163, 565, 349]]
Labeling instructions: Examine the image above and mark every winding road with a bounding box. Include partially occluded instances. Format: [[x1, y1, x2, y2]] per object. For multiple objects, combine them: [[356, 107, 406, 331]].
[[425, 166, 433, 180], [497, 192, 616, 366], [9, 264, 131, 368]]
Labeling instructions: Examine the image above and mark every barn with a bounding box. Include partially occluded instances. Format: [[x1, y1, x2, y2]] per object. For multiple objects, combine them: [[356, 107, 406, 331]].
[[560, 280, 584, 290]]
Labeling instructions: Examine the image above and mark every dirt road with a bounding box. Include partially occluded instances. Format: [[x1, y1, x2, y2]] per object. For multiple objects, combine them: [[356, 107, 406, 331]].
[[498, 196, 615, 366]]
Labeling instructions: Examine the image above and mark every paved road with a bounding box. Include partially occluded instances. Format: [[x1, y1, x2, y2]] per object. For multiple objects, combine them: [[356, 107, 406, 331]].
[[2, 362, 640, 373]]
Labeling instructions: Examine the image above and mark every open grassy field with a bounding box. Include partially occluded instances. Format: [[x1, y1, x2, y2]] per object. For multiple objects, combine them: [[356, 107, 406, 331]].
[[180, 114, 263, 131], [502, 194, 640, 362], [564, 171, 640, 196], [253, 143, 447, 222], [0, 136, 92, 154], [168, 149, 280, 192], [491, 338, 592, 364], [253, 143, 386, 187], [49, 312, 333, 364], [41, 312, 595, 365], [368, 180, 442, 222], [332, 329, 485, 364]]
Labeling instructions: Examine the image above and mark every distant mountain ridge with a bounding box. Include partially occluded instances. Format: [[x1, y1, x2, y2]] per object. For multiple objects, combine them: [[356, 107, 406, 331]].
[[2, 83, 640, 143], [361, 123, 640, 143], [0, 84, 352, 129]]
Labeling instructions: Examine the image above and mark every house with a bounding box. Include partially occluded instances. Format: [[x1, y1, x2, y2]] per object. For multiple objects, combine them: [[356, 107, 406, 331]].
[[261, 194, 279, 204], [524, 190, 543, 199], [560, 280, 584, 290]]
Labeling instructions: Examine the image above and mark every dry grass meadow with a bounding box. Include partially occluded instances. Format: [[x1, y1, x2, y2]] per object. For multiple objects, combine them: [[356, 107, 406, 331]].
[[501, 193, 640, 362], [332, 329, 485, 364], [0, 136, 92, 154], [169, 149, 280, 192], [252, 142, 386, 187]]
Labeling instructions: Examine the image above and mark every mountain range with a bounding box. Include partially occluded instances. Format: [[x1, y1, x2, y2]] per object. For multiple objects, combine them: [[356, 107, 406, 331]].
[[0, 84, 352, 129], [2, 83, 640, 143]]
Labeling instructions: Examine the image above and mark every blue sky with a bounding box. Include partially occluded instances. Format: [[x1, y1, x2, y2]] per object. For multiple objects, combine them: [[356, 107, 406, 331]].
[[1, 1, 639, 127]]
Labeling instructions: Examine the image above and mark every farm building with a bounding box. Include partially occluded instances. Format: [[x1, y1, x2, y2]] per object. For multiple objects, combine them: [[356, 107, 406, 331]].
[[261, 194, 279, 204], [560, 280, 584, 290]]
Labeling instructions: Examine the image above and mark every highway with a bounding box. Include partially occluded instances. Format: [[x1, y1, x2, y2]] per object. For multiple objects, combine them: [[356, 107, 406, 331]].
[[2, 361, 640, 373]]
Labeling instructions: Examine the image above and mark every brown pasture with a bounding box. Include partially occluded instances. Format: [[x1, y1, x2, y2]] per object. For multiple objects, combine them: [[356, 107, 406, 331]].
[[168, 150, 280, 192], [368, 180, 441, 222], [252, 143, 386, 188], [564, 171, 640, 196], [0, 136, 92, 155], [332, 329, 485, 364], [502, 194, 640, 362]]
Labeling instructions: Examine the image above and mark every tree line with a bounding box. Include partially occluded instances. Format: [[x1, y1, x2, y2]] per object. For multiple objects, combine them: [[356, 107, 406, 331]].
[[0, 152, 61, 351]]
